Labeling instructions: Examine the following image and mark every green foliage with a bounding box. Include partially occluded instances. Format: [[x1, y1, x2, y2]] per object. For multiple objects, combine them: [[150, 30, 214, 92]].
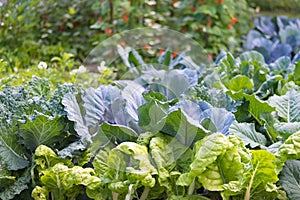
[[0, 0, 253, 72], [247, 0, 300, 15], [279, 160, 300, 200], [2, 48, 300, 200], [32, 145, 101, 200], [0, 77, 79, 199]]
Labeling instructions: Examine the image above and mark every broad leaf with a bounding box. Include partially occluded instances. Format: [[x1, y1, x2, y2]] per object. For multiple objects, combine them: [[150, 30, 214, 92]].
[[230, 92, 275, 125], [254, 17, 277, 36], [268, 57, 293, 79], [98, 122, 138, 143], [152, 69, 199, 100], [188, 86, 241, 112], [19, 114, 65, 150], [229, 121, 267, 148], [158, 49, 171, 70], [62, 93, 91, 142], [138, 94, 169, 132], [172, 100, 234, 136], [243, 150, 278, 200], [0, 123, 29, 170], [199, 107, 235, 136], [229, 75, 253, 92], [128, 49, 146, 72], [268, 89, 300, 122], [159, 108, 208, 147], [279, 160, 300, 200], [274, 122, 300, 140]]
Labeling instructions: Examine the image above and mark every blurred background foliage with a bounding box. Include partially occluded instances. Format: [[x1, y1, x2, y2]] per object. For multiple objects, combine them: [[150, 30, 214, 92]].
[[0, 0, 298, 87], [0, 0, 252, 72], [247, 0, 300, 17]]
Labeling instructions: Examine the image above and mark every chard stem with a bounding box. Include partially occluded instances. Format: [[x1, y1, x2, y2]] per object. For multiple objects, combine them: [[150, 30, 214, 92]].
[[188, 179, 195, 195], [140, 187, 150, 200], [244, 162, 259, 200], [112, 192, 118, 200]]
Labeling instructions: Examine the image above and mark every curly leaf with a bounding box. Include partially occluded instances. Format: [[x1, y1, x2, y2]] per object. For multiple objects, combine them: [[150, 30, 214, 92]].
[[177, 133, 250, 191], [276, 131, 300, 171], [149, 134, 193, 191], [34, 145, 73, 171], [32, 186, 48, 200], [115, 142, 157, 187], [0, 170, 31, 200], [0, 168, 15, 189], [39, 163, 101, 199]]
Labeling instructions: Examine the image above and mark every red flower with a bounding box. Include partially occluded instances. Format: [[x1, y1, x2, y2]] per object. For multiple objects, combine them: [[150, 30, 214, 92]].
[[207, 54, 213, 60], [207, 20, 212, 27], [227, 24, 232, 29], [105, 27, 112, 35], [172, 50, 179, 58], [172, 1, 178, 6], [230, 17, 238, 24], [144, 44, 150, 50], [159, 49, 165, 56], [191, 7, 196, 12], [98, 17, 103, 23], [216, 0, 223, 4], [122, 15, 129, 22]]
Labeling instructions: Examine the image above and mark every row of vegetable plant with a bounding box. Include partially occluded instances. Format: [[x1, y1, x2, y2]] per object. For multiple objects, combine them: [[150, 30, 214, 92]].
[[244, 16, 300, 63], [1, 47, 300, 199]]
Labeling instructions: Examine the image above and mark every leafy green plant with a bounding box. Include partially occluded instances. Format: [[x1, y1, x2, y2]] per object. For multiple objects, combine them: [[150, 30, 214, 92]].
[[0, 77, 79, 199], [32, 145, 101, 200], [0, 0, 253, 71], [1, 48, 300, 199]]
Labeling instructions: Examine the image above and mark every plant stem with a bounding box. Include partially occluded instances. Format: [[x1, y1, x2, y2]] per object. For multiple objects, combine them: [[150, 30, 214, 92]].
[[244, 162, 259, 200], [112, 192, 118, 200], [140, 187, 150, 200], [108, 0, 114, 25], [188, 179, 195, 195], [218, 162, 226, 184]]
